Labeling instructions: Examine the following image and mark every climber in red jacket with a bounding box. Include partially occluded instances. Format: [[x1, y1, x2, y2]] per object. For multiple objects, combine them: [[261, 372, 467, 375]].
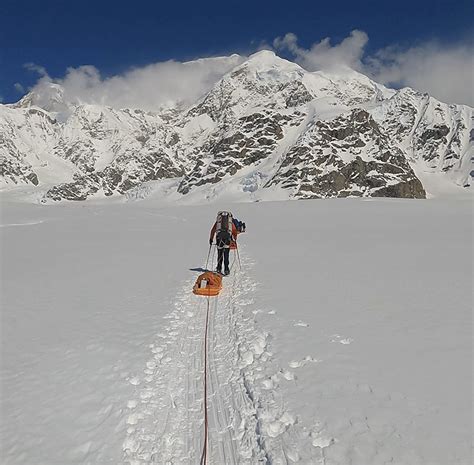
[[209, 211, 237, 275]]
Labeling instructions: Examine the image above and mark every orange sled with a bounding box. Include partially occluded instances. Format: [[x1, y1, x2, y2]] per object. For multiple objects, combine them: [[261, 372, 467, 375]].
[[193, 271, 223, 297]]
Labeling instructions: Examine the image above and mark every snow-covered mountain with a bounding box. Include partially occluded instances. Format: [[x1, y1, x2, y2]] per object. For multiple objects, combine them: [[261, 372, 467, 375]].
[[1, 51, 472, 201]]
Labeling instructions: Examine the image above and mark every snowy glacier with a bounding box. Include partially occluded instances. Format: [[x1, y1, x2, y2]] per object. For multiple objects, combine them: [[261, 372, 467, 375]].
[[1, 192, 471, 464]]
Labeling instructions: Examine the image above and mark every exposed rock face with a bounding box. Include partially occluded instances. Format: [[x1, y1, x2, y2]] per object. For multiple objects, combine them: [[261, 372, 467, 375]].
[[267, 109, 426, 198], [45, 173, 102, 201], [178, 111, 298, 194], [372, 88, 473, 186], [44, 151, 184, 201], [1, 51, 472, 201], [0, 155, 39, 186]]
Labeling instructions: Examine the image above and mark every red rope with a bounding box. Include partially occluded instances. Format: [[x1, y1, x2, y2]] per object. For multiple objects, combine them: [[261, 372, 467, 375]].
[[200, 297, 210, 465], [199, 255, 239, 463], [198, 245, 239, 463]]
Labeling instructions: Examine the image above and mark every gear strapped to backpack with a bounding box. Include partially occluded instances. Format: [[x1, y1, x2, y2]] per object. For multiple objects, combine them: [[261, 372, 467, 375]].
[[215, 211, 233, 249]]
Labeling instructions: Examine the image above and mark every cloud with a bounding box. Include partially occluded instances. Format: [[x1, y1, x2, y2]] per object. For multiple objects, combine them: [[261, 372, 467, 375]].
[[23, 32, 473, 111], [273, 30, 474, 106], [273, 30, 369, 72], [14, 82, 25, 93], [25, 55, 245, 111], [24, 62, 50, 78], [274, 31, 474, 106], [367, 42, 474, 106]]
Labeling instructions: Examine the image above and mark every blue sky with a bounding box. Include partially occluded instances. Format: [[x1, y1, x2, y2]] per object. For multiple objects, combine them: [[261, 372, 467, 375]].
[[1, 0, 472, 104]]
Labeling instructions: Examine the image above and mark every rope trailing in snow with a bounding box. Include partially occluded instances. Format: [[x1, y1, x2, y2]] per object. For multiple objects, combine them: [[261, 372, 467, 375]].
[[200, 296, 211, 465], [199, 247, 240, 464]]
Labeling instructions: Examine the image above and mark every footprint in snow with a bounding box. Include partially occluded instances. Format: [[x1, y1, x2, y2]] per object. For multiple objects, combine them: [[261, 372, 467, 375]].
[[146, 360, 157, 369], [279, 369, 296, 381], [126, 412, 144, 425], [289, 355, 320, 368], [262, 412, 297, 438], [311, 432, 336, 448], [331, 334, 354, 344], [261, 378, 275, 390], [127, 400, 138, 409]]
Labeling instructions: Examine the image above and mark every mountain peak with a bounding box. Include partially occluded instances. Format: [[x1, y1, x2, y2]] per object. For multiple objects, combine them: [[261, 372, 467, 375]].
[[246, 49, 300, 69], [230, 50, 304, 84], [14, 82, 69, 114], [247, 49, 277, 60]]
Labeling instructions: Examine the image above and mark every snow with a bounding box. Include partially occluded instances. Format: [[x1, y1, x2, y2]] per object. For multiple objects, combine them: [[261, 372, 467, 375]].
[[178, 113, 216, 143], [0, 104, 78, 186], [13, 82, 70, 115], [243, 50, 305, 81], [1, 194, 471, 464]]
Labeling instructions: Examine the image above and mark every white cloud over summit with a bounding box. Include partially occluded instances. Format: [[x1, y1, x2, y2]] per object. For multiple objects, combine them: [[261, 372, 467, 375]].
[[274, 30, 369, 72], [367, 42, 474, 106], [273, 30, 474, 106], [22, 31, 473, 110]]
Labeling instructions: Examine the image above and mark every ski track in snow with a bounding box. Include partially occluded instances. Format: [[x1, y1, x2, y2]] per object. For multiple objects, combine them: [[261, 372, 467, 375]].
[[122, 255, 325, 464], [0, 220, 44, 227]]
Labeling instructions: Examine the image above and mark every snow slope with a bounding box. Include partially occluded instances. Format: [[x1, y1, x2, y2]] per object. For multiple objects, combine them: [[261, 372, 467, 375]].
[[1, 195, 472, 464]]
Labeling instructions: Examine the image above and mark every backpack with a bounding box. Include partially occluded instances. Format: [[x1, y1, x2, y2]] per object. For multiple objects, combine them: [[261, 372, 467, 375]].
[[216, 211, 233, 248]]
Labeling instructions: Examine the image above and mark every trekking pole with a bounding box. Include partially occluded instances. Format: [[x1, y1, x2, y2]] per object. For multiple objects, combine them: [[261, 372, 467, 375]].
[[205, 243, 212, 271], [235, 242, 242, 271]]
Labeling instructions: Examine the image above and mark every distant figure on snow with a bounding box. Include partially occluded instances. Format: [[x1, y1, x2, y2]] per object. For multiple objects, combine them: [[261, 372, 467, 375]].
[[209, 211, 238, 275]]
